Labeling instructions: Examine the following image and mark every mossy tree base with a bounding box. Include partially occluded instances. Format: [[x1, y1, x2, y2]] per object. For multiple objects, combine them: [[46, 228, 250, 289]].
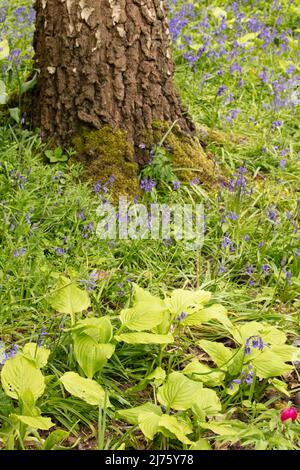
[[140, 121, 217, 186], [72, 126, 141, 200], [72, 123, 217, 199]]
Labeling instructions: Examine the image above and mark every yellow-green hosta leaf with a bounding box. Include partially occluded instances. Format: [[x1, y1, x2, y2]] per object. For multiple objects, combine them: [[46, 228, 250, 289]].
[[11, 414, 54, 430], [145, 367, 166, 386], [71, 317, 113, 343], [237, 32, 260, 46], [153, 310, 172, 335], [74, 334, 115, 379], [211, 7, 227, 19], [190, 438, 212, 450], [164, 289, 211, 317], [138, 411, 161, 440], [271, 344, 299, 362], [0, 39, 9, 61], [192, 387, 222, 418], [133, 284, 164, 307], [115, 332, 174, 344], [18, 390, 37, 416], [157, 372, 201, 411], [120, 303, 165, 331], [0, 80, 7, 105], [253, 348, 294, 379], [183, 360, 225, 386], [200, 420, 248, 437], [231, 322, 286, 346], [22, 343, 50, 369], [117, 403, 162, 425], [127, 367, 166, 393], [227, 347, 245, 376], [269, 378, 290, 397], [159, 415, 193, 445], [43, 430, 69, 450], [60, 372, 110, 407], [182, 304, 231, 328], [49, 276, 90, 324], [198, 339, 233, 368], [1, 355, 45, 401]]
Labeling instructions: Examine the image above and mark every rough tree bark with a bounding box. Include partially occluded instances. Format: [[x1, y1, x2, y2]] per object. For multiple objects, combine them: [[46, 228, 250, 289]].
[[32, 0, 215, 195], [33, 0, 194, 143]]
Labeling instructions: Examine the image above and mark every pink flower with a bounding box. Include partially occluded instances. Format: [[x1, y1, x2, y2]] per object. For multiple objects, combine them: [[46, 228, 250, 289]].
[[280, 407, 298, 423]]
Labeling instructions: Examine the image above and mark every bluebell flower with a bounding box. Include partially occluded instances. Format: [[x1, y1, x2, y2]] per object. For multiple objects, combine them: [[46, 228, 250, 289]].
[[77, 210, 86, 221], [140, 178, 156, 193], [262, 264, 269, 275], [176, 312, 187, 321], [221, 233, 234, 252], [37, 326, 47, 347], [217, 84, 227, 96], [173, 181, 181, 191]]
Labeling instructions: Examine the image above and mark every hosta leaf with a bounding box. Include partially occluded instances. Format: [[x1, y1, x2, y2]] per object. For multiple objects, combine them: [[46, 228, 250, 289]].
[[127, 367, 166, 393], [211, 7, 227, 20], [0, 80, 7, 105], [9, 107, 20, 124], [12, 414, 54, 430], [271, 344, 299, 362], [0, 39, 9, 60], [183, 360, 225, 386], [252, 348, 294, 379], [115, 332, 174, 344], [145, 367, 166, 386], [192, 387, 222, 417], [71, 317, 113, 343], [268, 378, 290, 397], [237, 32, 260, 46], [20, 73, 37, 95], [231, 322, 286, 346], [133, 284, 162, 305], [138, 412, 161, 440], [159, 415, 193, 444], [1, 355, 45, 401], [198, 339, 233, 368], [182, 304, 231, 328], [227, 347, 245, 376], [22, 343, 50, 369], [49, 276, 90, 324], [165, 289, 211, 317], [19, 390, 38, 416], [60, 372, 110, 407], [44, 429, 69, 450], [190, 438, 212, 450], [116, 403, 162, 425], [200, 420, 249, 437], [157, 372, 201, 411], [120, 303, 165, 331], [74, 334, 115, 379]]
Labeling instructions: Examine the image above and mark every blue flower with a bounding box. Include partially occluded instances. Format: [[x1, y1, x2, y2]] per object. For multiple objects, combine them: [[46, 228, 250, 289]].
[[140, 178, 156, 193], [176, 311, 187, 321], [173, 181, 181, 191], [244, 336, 265, 356], [37, 326, 47, 347], [217, 84, 227, 96]]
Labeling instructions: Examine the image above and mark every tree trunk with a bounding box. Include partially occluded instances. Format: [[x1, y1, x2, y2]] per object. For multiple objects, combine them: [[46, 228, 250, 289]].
[[32, 0, 194, 148], [32, 0, 216, 197]]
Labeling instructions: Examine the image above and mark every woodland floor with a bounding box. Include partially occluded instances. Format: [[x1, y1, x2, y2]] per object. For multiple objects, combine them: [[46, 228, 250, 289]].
[[0, 0, 300, 451]]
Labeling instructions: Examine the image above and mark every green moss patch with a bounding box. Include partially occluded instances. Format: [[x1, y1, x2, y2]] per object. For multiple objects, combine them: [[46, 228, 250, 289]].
[[142, 121, 218, 186], [72, 126, 141, 201]]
